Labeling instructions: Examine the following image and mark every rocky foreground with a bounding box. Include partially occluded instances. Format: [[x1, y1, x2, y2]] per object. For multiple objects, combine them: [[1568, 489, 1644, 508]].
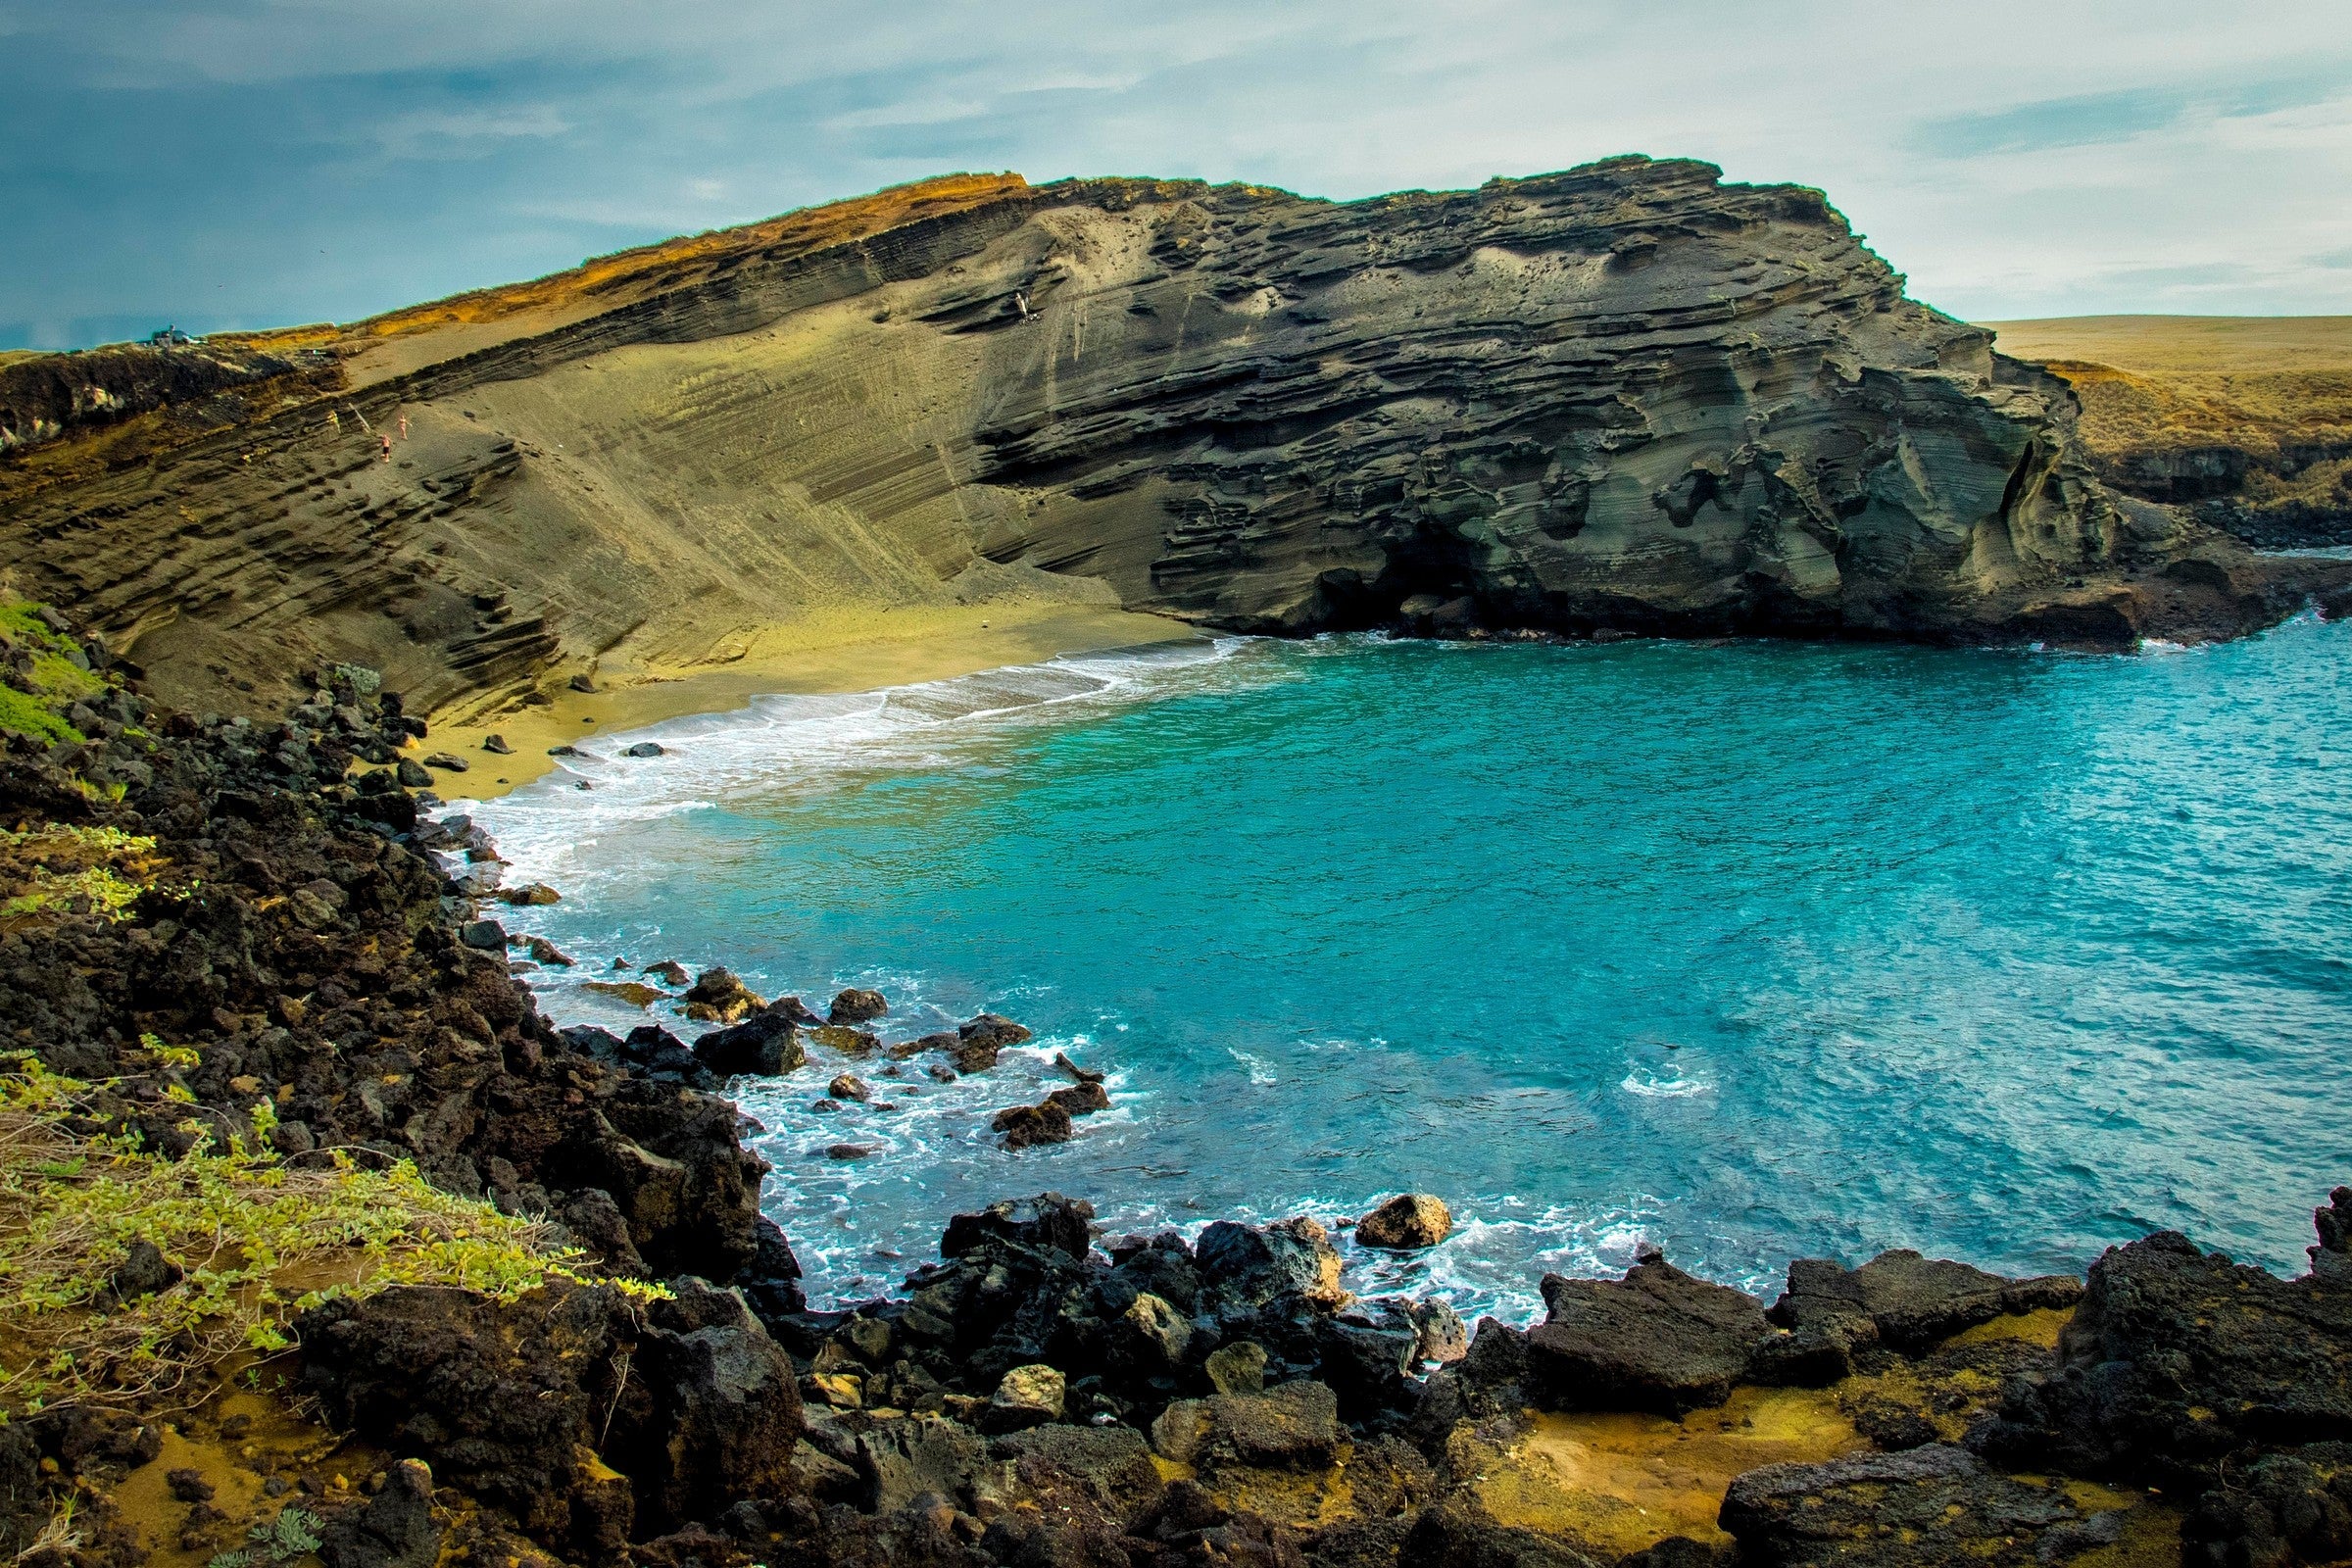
[[7, 162, 2351, 729], [2, 617, 2350, 1568]]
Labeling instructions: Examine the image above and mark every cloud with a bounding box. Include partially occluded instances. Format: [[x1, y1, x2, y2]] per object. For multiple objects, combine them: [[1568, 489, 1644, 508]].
[[4, 0, 2351, 347], [1916, 87, 2196, 159], [372, 103, 571, 160]]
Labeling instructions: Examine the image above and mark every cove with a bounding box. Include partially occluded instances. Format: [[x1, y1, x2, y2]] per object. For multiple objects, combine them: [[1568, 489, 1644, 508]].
[[468, 617, 2352, 1319]]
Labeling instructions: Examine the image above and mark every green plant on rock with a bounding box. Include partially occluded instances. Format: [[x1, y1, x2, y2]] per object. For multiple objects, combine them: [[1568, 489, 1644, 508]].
[[0, 1056, 654, 1412], [328, 662, 380, 697], [0, 686, 78, 747], [0, 603, 95, 746], [0, 826, 162, 926], [205, 1504, 322, 1568]]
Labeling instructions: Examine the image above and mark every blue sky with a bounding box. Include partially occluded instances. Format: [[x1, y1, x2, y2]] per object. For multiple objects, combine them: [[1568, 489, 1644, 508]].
[[4, 1, 2349, 349]]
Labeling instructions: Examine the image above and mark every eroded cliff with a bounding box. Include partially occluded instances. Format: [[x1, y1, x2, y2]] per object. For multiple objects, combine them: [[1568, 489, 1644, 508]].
[[2, 162, 2337, 722]]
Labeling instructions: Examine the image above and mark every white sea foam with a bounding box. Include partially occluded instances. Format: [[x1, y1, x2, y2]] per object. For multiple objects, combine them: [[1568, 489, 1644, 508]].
[[1227, 1048, 1279, 1086], [1619, 1066, 1710, 1098], [454, 636, 1260, 894]]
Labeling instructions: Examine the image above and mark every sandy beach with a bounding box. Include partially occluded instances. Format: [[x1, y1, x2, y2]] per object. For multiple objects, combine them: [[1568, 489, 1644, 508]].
[[426, 603, 1202, 800]]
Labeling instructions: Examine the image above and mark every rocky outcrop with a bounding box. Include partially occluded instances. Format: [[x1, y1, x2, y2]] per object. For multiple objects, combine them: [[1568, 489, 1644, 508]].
[[0, 338, 330, 456], [1768, 1249, 2082, 1354], [1720, 1446, 2127, 1566], [1977, 1198, 2352, 1490], [8, 165, 2344, 725], [299, 1277, 802, 1555], [1527, 1257, 1771, 1414]]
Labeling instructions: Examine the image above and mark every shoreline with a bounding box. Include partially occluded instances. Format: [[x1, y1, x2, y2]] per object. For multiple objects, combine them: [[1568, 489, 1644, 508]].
[[6, 609, 2350, 1568], [428, 603, 1205, 800]]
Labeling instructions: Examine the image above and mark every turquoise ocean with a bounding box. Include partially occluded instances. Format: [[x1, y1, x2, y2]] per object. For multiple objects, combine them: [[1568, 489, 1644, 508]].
[[465, 616, 2352, 1319]]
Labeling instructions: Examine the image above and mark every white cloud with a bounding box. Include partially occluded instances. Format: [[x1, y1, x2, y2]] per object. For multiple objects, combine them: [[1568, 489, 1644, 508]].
[[6, 0, 2352, 334]]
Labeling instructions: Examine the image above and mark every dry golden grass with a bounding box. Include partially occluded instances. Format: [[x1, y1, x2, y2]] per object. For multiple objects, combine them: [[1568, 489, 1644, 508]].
[[1986, 316, 2352, 375], [1985, 318, 2352, 506]]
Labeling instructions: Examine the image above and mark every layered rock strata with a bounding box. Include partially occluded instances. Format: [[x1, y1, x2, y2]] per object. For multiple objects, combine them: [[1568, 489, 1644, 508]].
[[5, 163, 2343, 724]]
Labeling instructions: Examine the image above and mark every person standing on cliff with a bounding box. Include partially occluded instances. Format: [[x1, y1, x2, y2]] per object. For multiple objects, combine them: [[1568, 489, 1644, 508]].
[[327, 408, 340, 434], [380, 433, 392, 462], [397, 413, 409, 440]]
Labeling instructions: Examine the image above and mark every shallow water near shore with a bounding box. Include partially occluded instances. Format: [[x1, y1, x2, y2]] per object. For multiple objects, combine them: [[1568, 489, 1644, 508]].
[[466, 616, 2352, 1319]]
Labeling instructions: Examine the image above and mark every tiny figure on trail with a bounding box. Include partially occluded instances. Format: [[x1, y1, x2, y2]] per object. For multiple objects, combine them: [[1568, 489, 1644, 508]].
[[397, 414, 409, 439], [380, 433, 392, 462], [327, 409, 341, 433]]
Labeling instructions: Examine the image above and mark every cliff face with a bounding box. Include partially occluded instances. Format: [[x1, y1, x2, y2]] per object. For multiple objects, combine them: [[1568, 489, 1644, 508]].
[[1, 162, 2335, 719]]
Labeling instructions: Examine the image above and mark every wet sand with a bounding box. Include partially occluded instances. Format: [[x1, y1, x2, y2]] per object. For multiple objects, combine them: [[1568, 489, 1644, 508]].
[[426, 604, 1202, 800]]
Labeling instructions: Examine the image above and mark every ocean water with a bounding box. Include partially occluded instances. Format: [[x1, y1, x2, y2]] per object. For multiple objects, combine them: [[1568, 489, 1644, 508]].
[[463, 617, 2352, 1320]]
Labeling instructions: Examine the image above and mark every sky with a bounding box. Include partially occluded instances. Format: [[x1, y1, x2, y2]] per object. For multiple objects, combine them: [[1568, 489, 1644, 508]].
[[4, 1, 2350, 350]]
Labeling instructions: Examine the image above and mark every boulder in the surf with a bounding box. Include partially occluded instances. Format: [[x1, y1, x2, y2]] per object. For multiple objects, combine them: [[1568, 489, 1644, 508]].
[[828, 987, 888, 1024], [764, 994, 826, 1026], [1354, 1193, 1453, 1250], [951, 1012, 1033, 1071], [692, 1012, 806, 1078], [992, 1100, 1073, 1150], [682, 966, 763, 1022], [1045, 1081, 1110, 1116]]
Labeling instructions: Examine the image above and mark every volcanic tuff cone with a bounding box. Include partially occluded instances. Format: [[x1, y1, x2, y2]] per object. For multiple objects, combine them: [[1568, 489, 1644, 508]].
[[3, 160, 2340, 721]]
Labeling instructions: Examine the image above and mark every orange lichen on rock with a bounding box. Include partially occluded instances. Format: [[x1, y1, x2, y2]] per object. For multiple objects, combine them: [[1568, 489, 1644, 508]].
[[1470, 1383, 1863, 1552]]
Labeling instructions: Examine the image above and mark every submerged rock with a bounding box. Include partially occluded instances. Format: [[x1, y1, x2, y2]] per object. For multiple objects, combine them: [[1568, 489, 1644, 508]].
[[583, 979, 663, 1007], [804, 1023, 880, 1055]]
